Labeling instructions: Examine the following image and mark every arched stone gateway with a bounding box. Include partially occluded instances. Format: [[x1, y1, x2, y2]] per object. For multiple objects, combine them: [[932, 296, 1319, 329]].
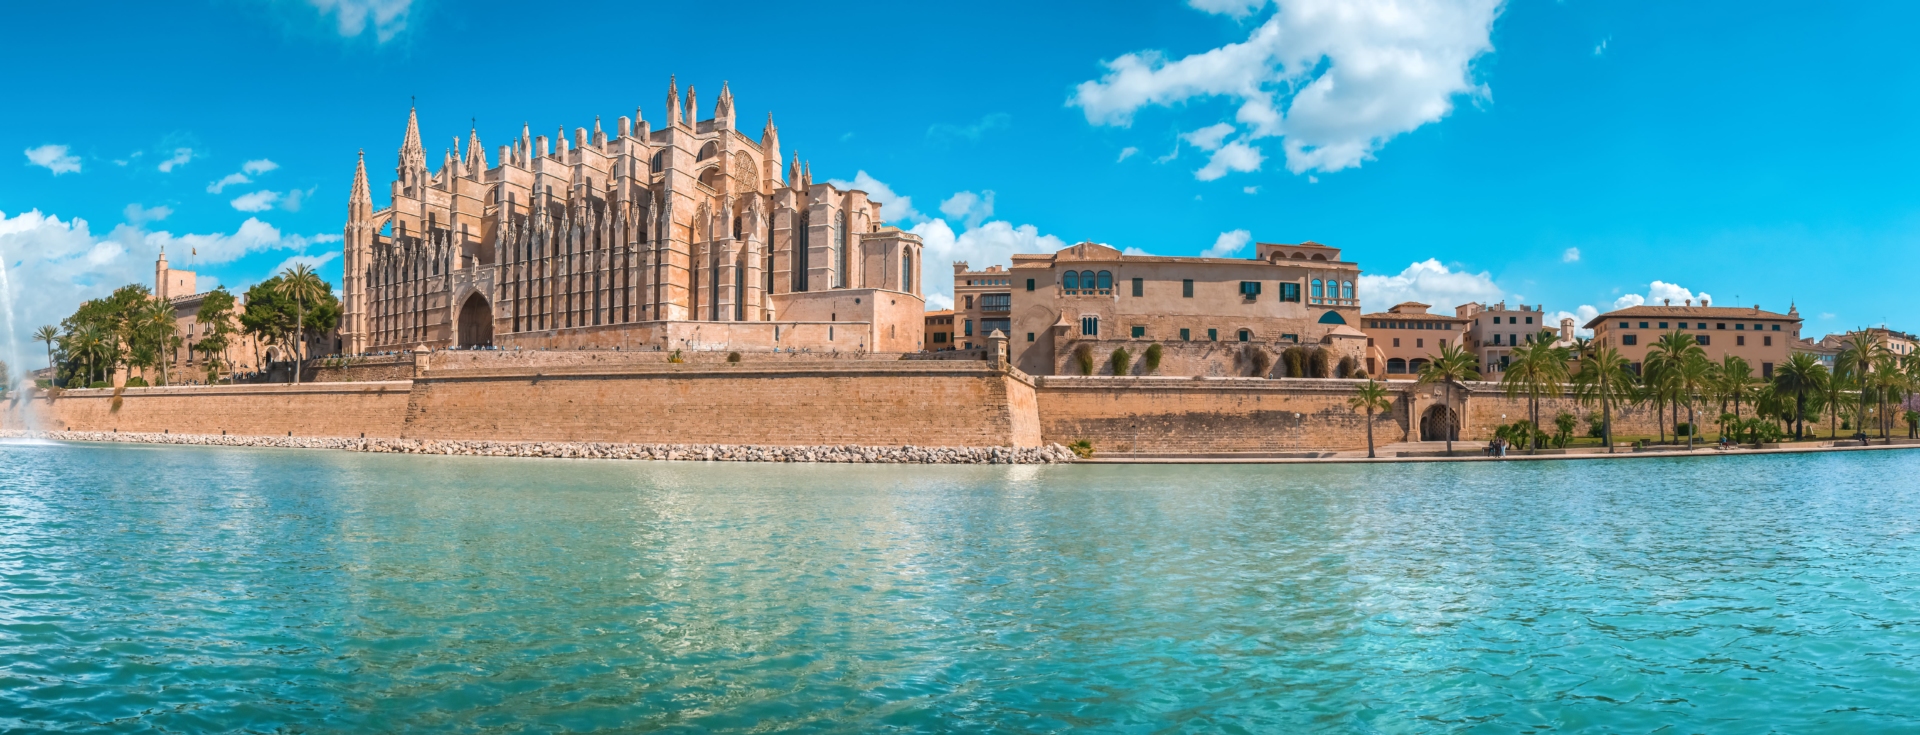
[[457, 293, 493, 348], [1421, 404, 1459, 442]]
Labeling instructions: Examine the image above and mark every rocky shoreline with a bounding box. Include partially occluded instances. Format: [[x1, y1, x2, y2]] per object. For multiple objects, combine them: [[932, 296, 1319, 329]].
[[0, 430, 1078, 464]]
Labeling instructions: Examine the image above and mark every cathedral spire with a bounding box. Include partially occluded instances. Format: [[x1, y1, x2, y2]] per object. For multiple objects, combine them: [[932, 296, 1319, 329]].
[[466, 125, 487, 172], [761, 113, 782, 185], [667, 76, 681, 127], [397, 104, 427, 181], [445, 139, 460, 178], [593, 116, 604, 146], [685, 85, 697, 125], [715, 81, 733, 119], [788, 152, 802, 192], [350, 149, 371, 217]]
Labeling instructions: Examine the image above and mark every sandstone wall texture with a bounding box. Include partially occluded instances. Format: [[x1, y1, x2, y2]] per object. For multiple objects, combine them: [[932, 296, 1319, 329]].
[[399, 362, 1041, 447], [1036, 376, 1406, 452], [9, 383, 413, 438]]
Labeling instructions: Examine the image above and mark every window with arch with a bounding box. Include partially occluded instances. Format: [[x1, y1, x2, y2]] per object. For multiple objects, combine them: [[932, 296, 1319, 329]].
[[835, 211, 848, 288], [1311, 279, 1324, 298], [1096, 270, 1112, 291], [1080, 270, 1095, 292], [1387, 358, 1407, 374], [1341, 281, 1354, 299], [697, 141, 718, 160], [1063, 271, 1080, 290], [901, 248, 912, 292], [650, 150, 664, 171], [1237, 329, 1252, 342]]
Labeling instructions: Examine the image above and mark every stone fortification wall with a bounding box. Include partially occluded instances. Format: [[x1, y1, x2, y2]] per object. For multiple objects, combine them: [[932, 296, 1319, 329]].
[[1036, 376, 1406, 452], [10, 383, 412, 438], [1049, 340, 1364, 379], [1035, 377, 1673, 453], [496, 320, 880, 354], [313, 348, 918, 383], [401, 362, 1042, 447]]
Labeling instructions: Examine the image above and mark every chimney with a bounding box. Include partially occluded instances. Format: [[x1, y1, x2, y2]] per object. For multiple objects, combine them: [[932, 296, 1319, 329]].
[[1702, 298, 1710, 307], [1685, 298, 1692, 306], [1663, 298, 1671, 306]]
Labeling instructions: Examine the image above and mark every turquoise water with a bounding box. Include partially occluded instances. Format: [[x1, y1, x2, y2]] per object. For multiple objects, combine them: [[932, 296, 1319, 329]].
[[3, 443, 1920, 733]]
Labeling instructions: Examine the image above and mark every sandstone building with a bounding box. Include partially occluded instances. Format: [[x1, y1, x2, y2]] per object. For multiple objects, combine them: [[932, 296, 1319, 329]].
[[999, 240, 1367, 376], [341, 80, 926, 357], [1587, 300, 1802, 378], [1360, 302, 1468, 377], [1457, 301, 1551, 375]]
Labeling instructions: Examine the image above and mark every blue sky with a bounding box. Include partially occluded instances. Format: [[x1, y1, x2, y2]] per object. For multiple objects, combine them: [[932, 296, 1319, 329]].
[[5, 0, 1919, 368]]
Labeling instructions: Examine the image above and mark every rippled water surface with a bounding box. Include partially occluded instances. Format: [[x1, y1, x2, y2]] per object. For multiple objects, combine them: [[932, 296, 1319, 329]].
[[4, 442, 1920, 732]]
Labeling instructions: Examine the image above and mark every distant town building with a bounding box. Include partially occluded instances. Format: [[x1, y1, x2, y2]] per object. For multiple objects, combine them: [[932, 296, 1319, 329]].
[[1360, 302, 1470, 377], [1816, 327, 1917, 360], [989, 240, 1366, 376], [923, 309, 955, 351], [1586, 299, 1802, 378], [153, 251, 274, 381], [950, 263, 1014, 350], [1457, 301, 1551, 374]]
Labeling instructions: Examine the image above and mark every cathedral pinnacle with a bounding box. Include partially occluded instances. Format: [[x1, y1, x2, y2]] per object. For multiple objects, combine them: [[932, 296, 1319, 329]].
[[716, 81, 733, 119], [667, 76, 681, 127]]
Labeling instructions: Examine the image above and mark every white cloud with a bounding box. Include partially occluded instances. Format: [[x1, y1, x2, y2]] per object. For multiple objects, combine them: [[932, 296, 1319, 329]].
[[910, 218, 1068, 311], [1195, 140, 1265, 181], [927, 113, 1011, 142], [1181, 122, 1237, 152], [1201, 229, 1251, 258], [1117, 146, 1139, 162], [1189, 0, 1269, 18], [1562, 247, 1580, 263], [1612, 280, 1713, 311], [926, 293, 954, 310], [308, 0, 412, 42], [938, 190, 997, 229], [1359, 259, 1503, 312], [1122, 246, 1154, 256], [1594, 36, 1610, 56], [826, 170, 922, 224], [231, 190, 283, 212], [1547, 306, 1600, 338], [1243, 186, 1260, 194], [207, 172, 251, 194], [1071, 0, 1503, 174], [268, 251, 340, 277], [24, 145, 81, 175], [1820, 312, 1836, 320], [157, 148, 194, 173], [123, 204, 172, 225], [242, 159, 279, 175], [281, 186, 317, 213], [0, 209, 337, 368]]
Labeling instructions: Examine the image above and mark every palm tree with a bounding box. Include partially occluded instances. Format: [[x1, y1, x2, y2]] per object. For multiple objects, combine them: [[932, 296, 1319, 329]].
[[1718, 355, 1757, 424], [1500, 332, 1570, 453], [274, 264, 328, 385], [69, 325, 105, 387], [1839, 330, 1888, 439], [1573, 344, 1637, 453], [135, 298, 178, 386], [34, 325, 59, 384], [1772, 352, 1828, 440], [1674, 350, 1715, 449], [1870, 354, 1909, 440], [1415, 341, 1480, 453], [1644, 331, 1698, 443], [1349, 379, 1394, 458], [1821, 361, 1853, 438]]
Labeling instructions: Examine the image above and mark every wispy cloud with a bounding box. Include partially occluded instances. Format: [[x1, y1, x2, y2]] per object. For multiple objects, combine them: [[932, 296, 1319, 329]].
[[1117, 146, 1139, 162], [1594, 36, 1610, 56], [928, 113, 1011, 142], [1201, 229, 1251, 258], [231, 190, 282, 212], [157, 148, 194, 172], [1562, 247, 1580, 263], [24, 145, 81, 175], [825, 171, 923, 224], [1360, 259, 1504, 310], [307, 0, 413, 42], [123, 203, 173, 225]]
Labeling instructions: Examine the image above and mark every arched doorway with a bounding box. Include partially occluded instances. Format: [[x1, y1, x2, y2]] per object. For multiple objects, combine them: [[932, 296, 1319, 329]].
[[1421, 404, 1458, 442], [457, 293, 493, 348]]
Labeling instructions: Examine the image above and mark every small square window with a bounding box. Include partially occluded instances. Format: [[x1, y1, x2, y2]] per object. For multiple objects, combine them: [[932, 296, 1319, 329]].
[[1238, 329, 1252, 342], [1026, 332, 1034, 342], [1716, 323, 1726, 330], [1640, 322, 1650, 329], [1763, 336, 1772, 346], [1025, 278, 1034, 292], [1619, 322, 1630, 329], [1737, 335, 1746, 346], [1736, 323, 1746, 330], [1525, 317, 1533, 325], [1771, 324, 1780, 331], [1207, 328, 1218, 341], [1659, 322, 1668, 329], [1180, 328, 1191, 341], [1393, 338, 1401, 347], [1130, 325, 1146, 339], [1182, 279, 1193, 298], [1131, 277, 1144, 297], [1698, 335, 1712, 346], [1623, 334, 1638, 346]]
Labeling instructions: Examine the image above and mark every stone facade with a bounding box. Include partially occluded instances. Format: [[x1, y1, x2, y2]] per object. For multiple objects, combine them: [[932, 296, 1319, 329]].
[[1588, 301, 1802, 378], [341, 80, 925, 358], [1001, 240, 1366, 377], [1360, 302, 1469, 377]]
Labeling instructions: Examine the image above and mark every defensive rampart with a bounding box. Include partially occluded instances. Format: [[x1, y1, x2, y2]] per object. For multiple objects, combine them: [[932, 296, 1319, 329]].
[[11, 382, 413, 438]]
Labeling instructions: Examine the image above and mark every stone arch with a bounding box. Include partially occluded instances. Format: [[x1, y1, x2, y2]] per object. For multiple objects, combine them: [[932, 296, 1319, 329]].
[[1318, 311, 1347, 324], [1311, 253, 1327, 261], [698, 141, 719, 160], [457, 292, 493, 348], [698, 167, 719, 189], [1421, 404, 1459, 442], [1290, 252, 1308, 260]]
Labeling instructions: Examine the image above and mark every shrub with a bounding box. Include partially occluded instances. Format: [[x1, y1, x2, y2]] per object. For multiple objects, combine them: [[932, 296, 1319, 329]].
[[89, 381, 110, 389], [1554, 411, 1578, 448], [1351, 368, 1369, 380], [726, 351, 742, 363], [1674, 422, 1694, 437], [1143, 343, 1164, 373], [124, 377, 149, 388], [1308, 348, 1330, 378], [1074, 344, 1095, 376], [1110, 347, 1131, 376], [1068, 439, 1095, 458], [1281, 347, 1306, 378], [1244, 346, 1273, 377], [667, 349, 685, 364], [1336, 356, 1357, 379], [1586, 414, 1608, 439]]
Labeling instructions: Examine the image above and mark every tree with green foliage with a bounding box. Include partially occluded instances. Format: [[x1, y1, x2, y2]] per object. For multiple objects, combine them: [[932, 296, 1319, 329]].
[[1838, 330, 1888, 437], [1717, 354, 1758, 426], [1415, 340, 1480, 453], [1643, 331, 1699, 443], [1573, 344, 1638, 453], [1500, 331, 1569, 452], [274, 264, 330, 385], [1673, 350, 1715, 449], [193, 288, 239, 380], [1772, 352, 1828, 440], [1553, 411, 1578, 448], [34, 325, 59, 385], [1348, 379, 1393, 458]]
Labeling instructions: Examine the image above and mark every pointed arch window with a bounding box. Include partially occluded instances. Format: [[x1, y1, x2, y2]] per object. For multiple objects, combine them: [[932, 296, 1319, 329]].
[[835, 210, 848, 288]]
